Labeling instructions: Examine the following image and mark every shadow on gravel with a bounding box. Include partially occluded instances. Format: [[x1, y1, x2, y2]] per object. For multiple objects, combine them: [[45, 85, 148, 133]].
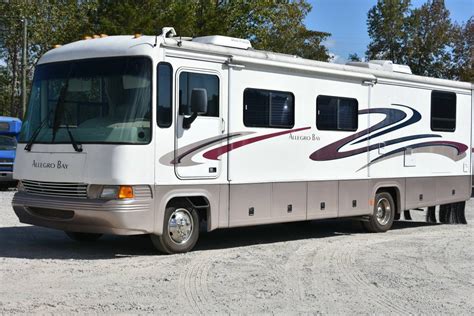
[[0, 219, 439, 260]]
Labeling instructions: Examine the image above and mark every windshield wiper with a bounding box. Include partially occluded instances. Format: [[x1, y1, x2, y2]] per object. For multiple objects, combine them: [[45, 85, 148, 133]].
[[63, 119, 83, 153], [51, 79, 82, 153], [24, 110, 52, 152], [52, 80, 69, 143]]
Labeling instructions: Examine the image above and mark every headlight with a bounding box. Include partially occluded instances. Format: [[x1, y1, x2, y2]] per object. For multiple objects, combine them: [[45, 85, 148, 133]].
[[100, 185, 134, 199], [100, 186, 119, 199]]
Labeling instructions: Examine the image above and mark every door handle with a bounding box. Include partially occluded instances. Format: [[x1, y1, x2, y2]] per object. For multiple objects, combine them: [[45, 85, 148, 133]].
[[220, 118, 225, 134]]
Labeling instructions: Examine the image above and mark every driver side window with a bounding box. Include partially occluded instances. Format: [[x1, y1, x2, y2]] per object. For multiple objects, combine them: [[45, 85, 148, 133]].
[[179, 72, 219, 117]]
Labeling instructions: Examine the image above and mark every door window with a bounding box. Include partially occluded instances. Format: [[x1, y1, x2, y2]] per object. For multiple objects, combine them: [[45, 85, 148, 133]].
[[179, 72, 219, 117]]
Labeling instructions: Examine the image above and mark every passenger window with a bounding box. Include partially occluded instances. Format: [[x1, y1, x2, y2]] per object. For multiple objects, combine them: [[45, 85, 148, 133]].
[[179, 72, 219, 117], [157, 63, 172, 128], [243, 88, 294, 128], [316, 95, 358, 131], [431, 91, 456, 132]]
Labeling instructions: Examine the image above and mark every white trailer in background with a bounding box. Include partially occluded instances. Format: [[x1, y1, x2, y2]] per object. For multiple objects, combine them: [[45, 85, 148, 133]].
[[12, 28, 473, 253]]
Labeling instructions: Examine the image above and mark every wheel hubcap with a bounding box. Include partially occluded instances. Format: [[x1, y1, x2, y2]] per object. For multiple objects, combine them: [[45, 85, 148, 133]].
[[375, 198, 391, 226], [168, 208, 194, 244]]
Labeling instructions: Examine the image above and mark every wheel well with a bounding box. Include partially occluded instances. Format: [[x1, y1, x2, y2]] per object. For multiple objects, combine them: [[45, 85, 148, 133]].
[[376, 187, 400, 214], [166, 196, 210, 222]]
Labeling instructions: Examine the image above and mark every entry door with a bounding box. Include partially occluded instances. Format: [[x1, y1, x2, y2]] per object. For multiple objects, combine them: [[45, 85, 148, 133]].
[[173, 61, 226, 179]]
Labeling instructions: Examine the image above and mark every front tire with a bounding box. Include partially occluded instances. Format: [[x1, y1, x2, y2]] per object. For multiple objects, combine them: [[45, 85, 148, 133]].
[[150, 206, 199, 254], [363, 192, 395, 233]]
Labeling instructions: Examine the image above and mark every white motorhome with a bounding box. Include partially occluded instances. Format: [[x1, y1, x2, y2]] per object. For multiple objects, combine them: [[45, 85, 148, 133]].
[[12, 28, 473, 253]]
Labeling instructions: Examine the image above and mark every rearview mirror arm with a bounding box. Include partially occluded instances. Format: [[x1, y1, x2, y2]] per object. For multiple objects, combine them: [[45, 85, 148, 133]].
[[183, 112, 198, 129]]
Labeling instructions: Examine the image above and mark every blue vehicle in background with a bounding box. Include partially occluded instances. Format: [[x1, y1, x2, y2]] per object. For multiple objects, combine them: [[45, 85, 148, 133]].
[[0, 116, 22, 189]]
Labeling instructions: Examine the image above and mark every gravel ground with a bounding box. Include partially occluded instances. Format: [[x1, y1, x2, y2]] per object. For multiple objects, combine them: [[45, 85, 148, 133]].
[[0, 189, 473, 314]]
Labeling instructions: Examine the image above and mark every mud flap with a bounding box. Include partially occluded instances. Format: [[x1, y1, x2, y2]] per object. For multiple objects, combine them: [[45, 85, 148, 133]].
[[439, 202, 467, 224], [403, 210, 412, 220], [454, 202, 467, 224], [426, 206, 436, 223]]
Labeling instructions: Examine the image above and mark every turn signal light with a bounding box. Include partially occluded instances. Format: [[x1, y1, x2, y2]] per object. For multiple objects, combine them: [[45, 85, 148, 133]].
[[118, 186, 134, 199]]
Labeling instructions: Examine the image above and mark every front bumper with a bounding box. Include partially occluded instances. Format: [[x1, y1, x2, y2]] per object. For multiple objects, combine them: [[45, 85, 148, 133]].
[[12, 191, 154, 235], [0, 171, 15, 184]]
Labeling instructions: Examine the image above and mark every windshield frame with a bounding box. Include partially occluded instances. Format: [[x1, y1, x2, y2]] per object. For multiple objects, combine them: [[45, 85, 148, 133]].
[[19, 55, 154, 146]]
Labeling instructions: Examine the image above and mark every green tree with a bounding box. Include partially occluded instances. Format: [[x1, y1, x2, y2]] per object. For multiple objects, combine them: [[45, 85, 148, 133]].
[[348, 53, 363, 62], [366, 0, 470, 81], [93, 0, 331, 61], [0, 0, 96, 117], [405, 0, 453, 78], [366, 0, 411, 63], [450, 18, 473, 82], [0, 65, 10, 116]]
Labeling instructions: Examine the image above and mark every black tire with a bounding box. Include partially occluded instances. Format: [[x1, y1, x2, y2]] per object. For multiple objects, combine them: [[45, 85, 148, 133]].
[[150, 206, 199, 254], [65, 231, 103, 242], [363, 192, 395, 233]]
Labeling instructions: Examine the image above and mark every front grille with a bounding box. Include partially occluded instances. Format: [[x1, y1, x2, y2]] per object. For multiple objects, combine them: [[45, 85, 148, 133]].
[[22, 180, 88, 199], [0, 158, 13, 171]]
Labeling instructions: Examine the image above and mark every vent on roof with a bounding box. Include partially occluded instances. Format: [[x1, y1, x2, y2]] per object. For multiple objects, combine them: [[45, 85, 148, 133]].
[[346, 60, 412, 74], [192, 35, 252, 50]]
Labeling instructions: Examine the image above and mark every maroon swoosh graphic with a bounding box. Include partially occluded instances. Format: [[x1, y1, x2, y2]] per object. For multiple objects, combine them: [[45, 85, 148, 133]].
[[171, 133, 242, 164], [203, 126, 311, 160]]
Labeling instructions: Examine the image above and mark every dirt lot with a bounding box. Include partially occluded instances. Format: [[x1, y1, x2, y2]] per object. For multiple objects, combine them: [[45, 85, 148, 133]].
[[0, 190, 473, 314]]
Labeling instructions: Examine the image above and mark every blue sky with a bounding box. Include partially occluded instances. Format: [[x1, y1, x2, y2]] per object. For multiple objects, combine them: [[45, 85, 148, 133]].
[[305, 0, 473, 63]]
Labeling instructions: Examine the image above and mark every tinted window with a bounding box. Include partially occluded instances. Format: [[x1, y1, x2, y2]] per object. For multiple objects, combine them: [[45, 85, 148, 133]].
[[179, 72, 219, 117], [431, 91, 456, 132], [316, 95, 358, 131], [244, 88, 294, 128], [157, 63, 172, 128], [19, 57, 152, 144]]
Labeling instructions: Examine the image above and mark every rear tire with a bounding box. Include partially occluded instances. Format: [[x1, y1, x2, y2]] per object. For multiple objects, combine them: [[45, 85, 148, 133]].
[[65, 231, 103, 242], [363, 192, 395, 233], [150, 206, 199, 254]]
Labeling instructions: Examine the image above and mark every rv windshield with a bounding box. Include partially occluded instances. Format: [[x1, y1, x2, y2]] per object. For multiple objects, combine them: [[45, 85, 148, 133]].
[[0, 135, 17, 150], [19, 56, 152, 144]]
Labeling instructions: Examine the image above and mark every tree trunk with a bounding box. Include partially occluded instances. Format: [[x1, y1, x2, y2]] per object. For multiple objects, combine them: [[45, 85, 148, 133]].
[[9, 50, 19, 118]]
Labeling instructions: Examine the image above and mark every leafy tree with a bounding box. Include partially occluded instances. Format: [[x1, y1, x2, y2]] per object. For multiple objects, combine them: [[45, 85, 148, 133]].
[[0, 0, 96, 117], [366, 0, 411, 63], [0, 65, 10, 116], [450, 18, 473, 82], [366, 0, 471, 81], [348, 53, 363, 62], [405, 0, 453, 78], [93, 0, 331, 61]]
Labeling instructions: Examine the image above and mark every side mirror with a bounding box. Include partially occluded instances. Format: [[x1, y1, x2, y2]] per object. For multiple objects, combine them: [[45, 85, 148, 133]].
[[183, 88, 208, 129], [190, 88, 208, 114]]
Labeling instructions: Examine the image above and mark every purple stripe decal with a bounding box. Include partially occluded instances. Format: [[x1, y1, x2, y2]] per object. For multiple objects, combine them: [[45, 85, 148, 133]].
[[352, 104, 419, 145], [310, 105, 431, 161], [203, 127, 311, 160]]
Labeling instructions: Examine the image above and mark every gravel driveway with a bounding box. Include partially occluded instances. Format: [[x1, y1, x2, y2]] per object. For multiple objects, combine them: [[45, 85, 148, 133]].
[[0, 190, 473, 314]]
